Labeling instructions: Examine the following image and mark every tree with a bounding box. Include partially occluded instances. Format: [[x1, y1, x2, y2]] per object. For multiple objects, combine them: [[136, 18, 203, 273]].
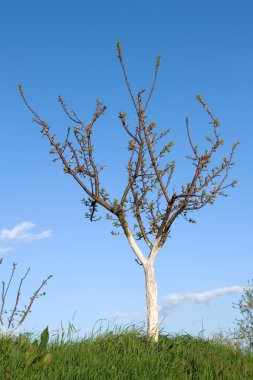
[[18, 42, 239, 342], [0, 258, 52, 338], [232, 280, 253, 352]]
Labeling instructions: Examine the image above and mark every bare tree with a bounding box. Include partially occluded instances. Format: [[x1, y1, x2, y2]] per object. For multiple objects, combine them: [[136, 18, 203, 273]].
[[0, 258, 52, 338], [18, 42, 239, 342]]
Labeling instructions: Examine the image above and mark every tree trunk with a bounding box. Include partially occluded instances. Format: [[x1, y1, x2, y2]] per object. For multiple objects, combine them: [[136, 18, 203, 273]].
[[144, 261, 159, 342]]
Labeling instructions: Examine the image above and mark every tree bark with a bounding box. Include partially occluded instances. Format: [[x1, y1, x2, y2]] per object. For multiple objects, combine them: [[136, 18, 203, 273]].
[[144, 261, 159, 342]]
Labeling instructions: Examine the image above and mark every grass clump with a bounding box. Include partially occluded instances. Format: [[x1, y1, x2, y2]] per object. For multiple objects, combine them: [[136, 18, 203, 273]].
[[0, 324, 253, 379]]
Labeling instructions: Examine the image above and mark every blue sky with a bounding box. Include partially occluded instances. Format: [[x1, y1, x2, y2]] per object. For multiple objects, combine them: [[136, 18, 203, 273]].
[[0, 0, 252, 338]]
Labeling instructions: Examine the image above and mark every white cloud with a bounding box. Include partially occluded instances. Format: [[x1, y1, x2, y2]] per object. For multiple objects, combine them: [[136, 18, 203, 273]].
[[132, 310, 146, 319], [105, 310, 127, 319], [159, 286, 243, 315], [0, 222, 52, 242], [0, 246, 13, 254]]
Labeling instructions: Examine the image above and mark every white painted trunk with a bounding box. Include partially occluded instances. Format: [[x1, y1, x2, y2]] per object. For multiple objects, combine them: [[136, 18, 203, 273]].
[[123, 224, 160, 341], [144, 262, 159, 342]]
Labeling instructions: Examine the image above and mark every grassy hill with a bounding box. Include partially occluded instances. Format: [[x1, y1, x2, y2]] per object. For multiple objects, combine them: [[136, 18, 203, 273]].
[[0, 326, 253, 379]]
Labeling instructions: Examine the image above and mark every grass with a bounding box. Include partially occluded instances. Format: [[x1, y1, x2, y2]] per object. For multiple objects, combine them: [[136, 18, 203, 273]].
[[0, 324, 253, 380]]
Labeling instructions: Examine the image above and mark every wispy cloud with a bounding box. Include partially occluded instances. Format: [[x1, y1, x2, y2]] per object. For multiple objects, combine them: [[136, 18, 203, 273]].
[[0, 246, 13, 254], [105, 311, 127, 319], [0, 222, 52, 242], [159, 286, 243, 315]]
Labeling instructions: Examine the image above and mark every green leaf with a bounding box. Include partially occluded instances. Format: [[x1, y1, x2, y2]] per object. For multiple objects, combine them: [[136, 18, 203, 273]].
[[25, 340, 39, 367], [38, 326, 49, 353], [41, 353, 53, 368]]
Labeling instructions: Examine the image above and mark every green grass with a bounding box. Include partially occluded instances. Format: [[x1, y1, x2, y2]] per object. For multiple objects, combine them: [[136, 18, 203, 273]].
[[0, 325, 253, 380]]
